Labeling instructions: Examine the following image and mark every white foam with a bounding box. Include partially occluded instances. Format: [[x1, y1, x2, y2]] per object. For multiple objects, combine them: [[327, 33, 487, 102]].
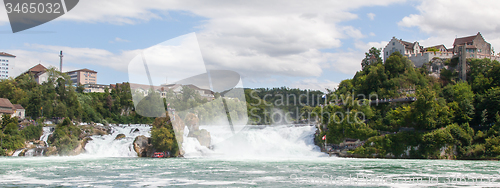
[[82, 125, 151, 157], [182, 125, 326, 159], [39, 127, 54, 147]]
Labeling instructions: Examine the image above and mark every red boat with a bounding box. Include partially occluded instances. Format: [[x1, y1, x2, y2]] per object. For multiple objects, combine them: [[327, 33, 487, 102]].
[[152, 152, 165, 158]]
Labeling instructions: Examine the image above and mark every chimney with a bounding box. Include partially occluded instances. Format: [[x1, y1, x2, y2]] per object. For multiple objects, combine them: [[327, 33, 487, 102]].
[[59, 51, 63, 72]]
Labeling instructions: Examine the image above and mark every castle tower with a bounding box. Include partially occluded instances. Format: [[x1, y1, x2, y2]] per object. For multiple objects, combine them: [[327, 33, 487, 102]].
[[459, 45, 467, 81]]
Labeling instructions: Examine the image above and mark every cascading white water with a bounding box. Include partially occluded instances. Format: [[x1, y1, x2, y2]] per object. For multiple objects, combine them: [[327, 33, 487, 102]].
[[182, 125, 325, 159], [40, 127, 54, 147], [83, 124, 151, 157], [11, 127, 54, 157], [12, 149, 23, 156], [182, 126, 214, 158]]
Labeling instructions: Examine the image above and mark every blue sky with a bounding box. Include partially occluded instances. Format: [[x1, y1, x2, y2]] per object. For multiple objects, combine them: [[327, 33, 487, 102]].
[[1, 0, 499, 92]]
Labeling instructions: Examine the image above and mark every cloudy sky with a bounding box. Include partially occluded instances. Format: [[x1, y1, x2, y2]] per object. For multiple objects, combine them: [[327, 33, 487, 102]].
[[1, 0, 499, 91]]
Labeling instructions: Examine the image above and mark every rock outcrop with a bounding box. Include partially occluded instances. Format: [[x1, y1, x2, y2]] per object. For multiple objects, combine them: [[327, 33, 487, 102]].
[[185, 113, 211, 148], [133, 135, 154, 157], [196, 129, 211, 147], [44, 146, 57, 156], [79, 124, 111, 139], [130, 128, 140, 134], [115, 134, 126, 140], [171, 114, 185, 156], [68, 137, 93, 156]]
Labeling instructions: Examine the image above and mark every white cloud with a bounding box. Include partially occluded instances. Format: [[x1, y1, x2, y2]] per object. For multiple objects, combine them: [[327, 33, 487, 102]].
[[292, 79, 338, 92], [0, 3, 8, 25], [59, 0, 404, 80], [1, 0, 408, 87], [354, 41, 388, 51], [110, 37, 130, 43], [58, 0, 404, 24], [367, 13, 376, 20], [399, 0, 500, 51]]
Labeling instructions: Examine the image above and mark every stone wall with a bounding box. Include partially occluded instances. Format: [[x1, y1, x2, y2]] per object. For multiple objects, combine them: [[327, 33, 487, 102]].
[[407, 52, 454, 67]]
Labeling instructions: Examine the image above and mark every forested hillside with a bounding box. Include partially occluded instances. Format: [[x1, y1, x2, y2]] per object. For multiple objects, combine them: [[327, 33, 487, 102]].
[[316, 48, 500, 159]]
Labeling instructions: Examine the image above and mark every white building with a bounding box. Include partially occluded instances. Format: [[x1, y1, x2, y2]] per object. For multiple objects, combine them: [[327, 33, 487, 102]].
[[383, 37, 422, 62], [83, 84, 110, 93], [383, 34, 500, 68], [128, 83, 215, 100], [19, 64, 49, 84], [13, 104, 25, 120], [0, 52, 15, 79]]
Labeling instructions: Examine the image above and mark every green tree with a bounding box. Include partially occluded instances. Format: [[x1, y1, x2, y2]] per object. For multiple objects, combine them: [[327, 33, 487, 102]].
[[384, 51, 412, 79], [411, 87, 452, 130], [443, 82, 475, 124], [361, 47, 382, 70], [151, 115, 179, 156]]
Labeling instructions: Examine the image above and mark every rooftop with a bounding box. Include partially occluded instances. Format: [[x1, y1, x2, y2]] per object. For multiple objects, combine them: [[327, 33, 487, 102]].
[[424, 44, 447, 50], [24, 64, 48, 75], [66, 68, 97, 73], [453, 32, 480, 46], [0, 98, 14, 114], [13, 104, 24, 110], [0, 52, 16, 57], [399, 39, 416, 50]]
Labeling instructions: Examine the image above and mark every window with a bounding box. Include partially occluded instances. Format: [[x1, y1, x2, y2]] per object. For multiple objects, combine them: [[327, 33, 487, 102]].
[[6, 60, 8, 62], [393, 42, 395, 45]]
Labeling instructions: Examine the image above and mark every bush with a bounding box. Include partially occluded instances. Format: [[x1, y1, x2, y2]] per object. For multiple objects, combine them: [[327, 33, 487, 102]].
[[1, 134, 25, 151], [53, 135, 79, 155], [49, 117, 82, 155], [0, 148, 6, 156], [21, 125, 43, 141], [151, 116, 179, 156]]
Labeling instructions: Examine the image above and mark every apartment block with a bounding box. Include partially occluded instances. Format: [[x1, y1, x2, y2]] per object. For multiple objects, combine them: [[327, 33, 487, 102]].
[[66, 68, 97, 85], [0, 52, 15, 79]]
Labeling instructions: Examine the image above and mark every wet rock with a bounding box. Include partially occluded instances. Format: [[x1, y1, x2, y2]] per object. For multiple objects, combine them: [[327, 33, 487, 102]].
[[79, 124, 111, 138], [130, 128, 140, 134], [171, 114, 185, 155], [44, 146, 58, 156], [68, 137, 92, 156], [23, 148, 45, 156], [24, 142, 36, 149], [133, 135, 154, 157], [115, 134, 126, 140], [196, 129, 211, 148], [185, 113, 200, 133], [32, 140, 46, 147]]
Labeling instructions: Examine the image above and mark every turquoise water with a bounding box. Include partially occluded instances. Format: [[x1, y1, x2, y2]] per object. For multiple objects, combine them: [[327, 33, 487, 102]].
[[1, 157, 500, 187]]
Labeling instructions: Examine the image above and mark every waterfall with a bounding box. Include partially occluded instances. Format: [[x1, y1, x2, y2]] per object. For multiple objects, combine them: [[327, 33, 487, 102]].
[[182, 125, 325, 159], [83, 124, 151, 157], [12, 149, 23, 156], [40, 127, 54, 147], [10, 127, 54, 157], [182, 126, 214, 158]]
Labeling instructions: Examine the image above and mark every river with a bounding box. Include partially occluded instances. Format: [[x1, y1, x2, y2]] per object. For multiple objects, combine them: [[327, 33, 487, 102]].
[[1, 125, 499, 187]]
